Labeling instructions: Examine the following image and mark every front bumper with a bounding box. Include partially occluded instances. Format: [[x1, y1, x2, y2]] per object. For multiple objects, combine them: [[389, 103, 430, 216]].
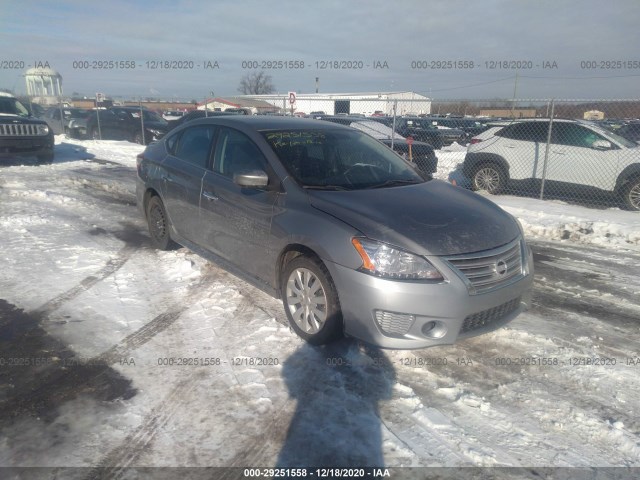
[[324, 245, 534, 349], [0, 135, 54, 157]]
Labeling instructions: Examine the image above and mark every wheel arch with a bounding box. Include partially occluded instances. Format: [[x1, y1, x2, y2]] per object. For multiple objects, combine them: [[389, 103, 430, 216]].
[[275, 244, 325, 299], [142, 187, 162, 219], [615, 163, 640, 193], [463, 152, 510, 179]]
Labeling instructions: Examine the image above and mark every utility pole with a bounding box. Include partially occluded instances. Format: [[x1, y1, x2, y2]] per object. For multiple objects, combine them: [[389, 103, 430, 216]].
[[510, 72, 519, 118]]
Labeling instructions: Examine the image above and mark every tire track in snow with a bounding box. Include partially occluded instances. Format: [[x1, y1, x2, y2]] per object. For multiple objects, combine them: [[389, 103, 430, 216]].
[[85, 370, 201, 480], [33, 245, 135, 319]]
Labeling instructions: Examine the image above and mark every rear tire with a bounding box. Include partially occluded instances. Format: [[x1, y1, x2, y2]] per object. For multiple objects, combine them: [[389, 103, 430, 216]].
[[621, 176, 640, 211], [472, 163, 506, 194], [146, 196, 177, 250], [281, 256, 343, 345]]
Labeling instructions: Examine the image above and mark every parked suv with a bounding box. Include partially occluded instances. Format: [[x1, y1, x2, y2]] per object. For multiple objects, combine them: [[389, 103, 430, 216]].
[[425, 116, 490, 138], [0, 92, 54, 163], [86, 106, 168, 144], [463, 119, 640, 210]]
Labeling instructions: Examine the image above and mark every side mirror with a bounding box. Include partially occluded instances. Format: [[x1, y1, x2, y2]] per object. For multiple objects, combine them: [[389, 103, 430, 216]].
[[592, 139, 612, 150], [233, 170, 269, 188]]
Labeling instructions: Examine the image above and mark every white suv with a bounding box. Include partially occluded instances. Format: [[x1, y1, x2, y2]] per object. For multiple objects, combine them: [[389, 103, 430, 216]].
[[462, 119, 640, 210]]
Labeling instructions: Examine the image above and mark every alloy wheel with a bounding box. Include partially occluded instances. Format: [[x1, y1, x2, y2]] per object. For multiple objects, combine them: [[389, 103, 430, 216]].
[[475, 167, 501, 193], [285, 268, 328, 334]]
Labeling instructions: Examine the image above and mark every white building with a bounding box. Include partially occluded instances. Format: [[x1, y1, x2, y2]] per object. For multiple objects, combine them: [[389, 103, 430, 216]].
[[25, 67, 63, 105], [244, 92, 431, 116]]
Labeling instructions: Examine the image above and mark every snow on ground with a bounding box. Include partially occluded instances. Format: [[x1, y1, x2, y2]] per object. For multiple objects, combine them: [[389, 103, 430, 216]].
[[0, 136, 639, 472]]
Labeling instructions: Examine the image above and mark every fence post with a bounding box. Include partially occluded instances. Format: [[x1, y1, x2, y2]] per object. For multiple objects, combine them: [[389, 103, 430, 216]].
[[95, 96, 102, 141], [139, 98, 145, 145], [391, 100, 398, 149], [540, 99, 555, 201], [58, 95, 65, 136]]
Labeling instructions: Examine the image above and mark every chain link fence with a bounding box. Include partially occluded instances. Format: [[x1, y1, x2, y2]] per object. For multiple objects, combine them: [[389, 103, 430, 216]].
[[37, 93, 640, 211]]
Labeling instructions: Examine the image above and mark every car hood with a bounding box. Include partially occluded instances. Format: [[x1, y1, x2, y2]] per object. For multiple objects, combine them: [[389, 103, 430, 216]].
[[0, 114, 47, 124], [307, 180, 519, 256]]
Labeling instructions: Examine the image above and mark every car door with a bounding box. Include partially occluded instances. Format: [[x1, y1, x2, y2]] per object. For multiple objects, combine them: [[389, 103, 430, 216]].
[[199, 127, 279, 283], [110, 108, 137, 140], [160, 125, 215, 241], [494, 121, 549, 180], [547, 122, 620, 190]]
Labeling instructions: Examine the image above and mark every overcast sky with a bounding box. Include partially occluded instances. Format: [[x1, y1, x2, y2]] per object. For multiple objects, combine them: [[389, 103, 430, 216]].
[[2, 0, 639, 101]]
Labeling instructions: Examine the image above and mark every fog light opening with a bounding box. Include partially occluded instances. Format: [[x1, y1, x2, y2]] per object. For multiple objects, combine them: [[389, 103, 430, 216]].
[[422, 320, 447, 339]]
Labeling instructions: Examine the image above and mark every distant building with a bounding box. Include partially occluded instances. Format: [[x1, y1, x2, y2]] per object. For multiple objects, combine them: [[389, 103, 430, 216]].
[[25, 67, 63, 105], [583, 110, 605, 120], [244, 92, 431, 116], [197, 97, 280, 114]]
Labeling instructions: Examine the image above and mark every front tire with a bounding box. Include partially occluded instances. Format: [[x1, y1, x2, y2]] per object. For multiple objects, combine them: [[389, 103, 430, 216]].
[[621, 176, 640, 211], [36, 152, 54, 164], [281, 256, 343, 345], [133, 132, 145, 145], [472, 163, 506, 194], [146, 196, 177, 250]]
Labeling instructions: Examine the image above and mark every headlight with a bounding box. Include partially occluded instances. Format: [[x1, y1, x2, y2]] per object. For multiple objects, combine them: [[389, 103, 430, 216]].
[[351, 237, 443, 281], [37, 124, 50, 135]]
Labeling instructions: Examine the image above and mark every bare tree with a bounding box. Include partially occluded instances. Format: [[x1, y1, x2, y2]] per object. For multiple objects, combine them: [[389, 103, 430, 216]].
[[238, 71, 275, 95]]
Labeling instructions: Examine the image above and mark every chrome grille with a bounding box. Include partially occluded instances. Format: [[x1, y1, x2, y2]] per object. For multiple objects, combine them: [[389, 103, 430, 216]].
[[461, 296, 521, 334], [374, 310, 415, 335], [445, 239, 524, 294], [0, 123, 42, 136]]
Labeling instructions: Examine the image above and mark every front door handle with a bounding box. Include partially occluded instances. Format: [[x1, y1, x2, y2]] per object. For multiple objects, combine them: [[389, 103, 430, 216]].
[[203, 191, 219, 201]]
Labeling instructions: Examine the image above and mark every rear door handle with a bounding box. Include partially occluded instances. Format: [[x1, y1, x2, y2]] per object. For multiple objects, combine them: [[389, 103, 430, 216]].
[[203, 191, 219, 201]]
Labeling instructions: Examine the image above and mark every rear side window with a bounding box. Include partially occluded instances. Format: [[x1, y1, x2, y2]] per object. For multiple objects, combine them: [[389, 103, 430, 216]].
[[174, 125, 216, 168], [498, 122, 549, 142]]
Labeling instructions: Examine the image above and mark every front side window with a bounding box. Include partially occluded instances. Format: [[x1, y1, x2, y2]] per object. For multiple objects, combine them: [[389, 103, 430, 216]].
[[174, 125, 216, 168], [213, 128, 266, 178], [552, 123, 606, 148]]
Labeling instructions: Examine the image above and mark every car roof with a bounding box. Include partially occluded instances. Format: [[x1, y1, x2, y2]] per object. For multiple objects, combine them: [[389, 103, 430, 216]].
[[188, 115, 351, 131]]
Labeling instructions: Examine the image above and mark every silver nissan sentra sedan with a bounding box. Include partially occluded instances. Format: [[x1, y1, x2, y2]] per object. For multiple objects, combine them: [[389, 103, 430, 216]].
[[136, 116, 533, 349]]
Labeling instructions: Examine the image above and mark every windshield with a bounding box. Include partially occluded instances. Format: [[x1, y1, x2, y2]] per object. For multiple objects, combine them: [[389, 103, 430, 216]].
[[128, 109, 165, 123], [262, 129, 426, 190], [63, 108, 91, 119], [0, 97, 30, 117], [405, 118, 437, 130]]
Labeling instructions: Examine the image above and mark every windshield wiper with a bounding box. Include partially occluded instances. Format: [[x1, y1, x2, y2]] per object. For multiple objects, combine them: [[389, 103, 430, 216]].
[[365, 179, 421, 189], [303, 184, 352, 191]]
